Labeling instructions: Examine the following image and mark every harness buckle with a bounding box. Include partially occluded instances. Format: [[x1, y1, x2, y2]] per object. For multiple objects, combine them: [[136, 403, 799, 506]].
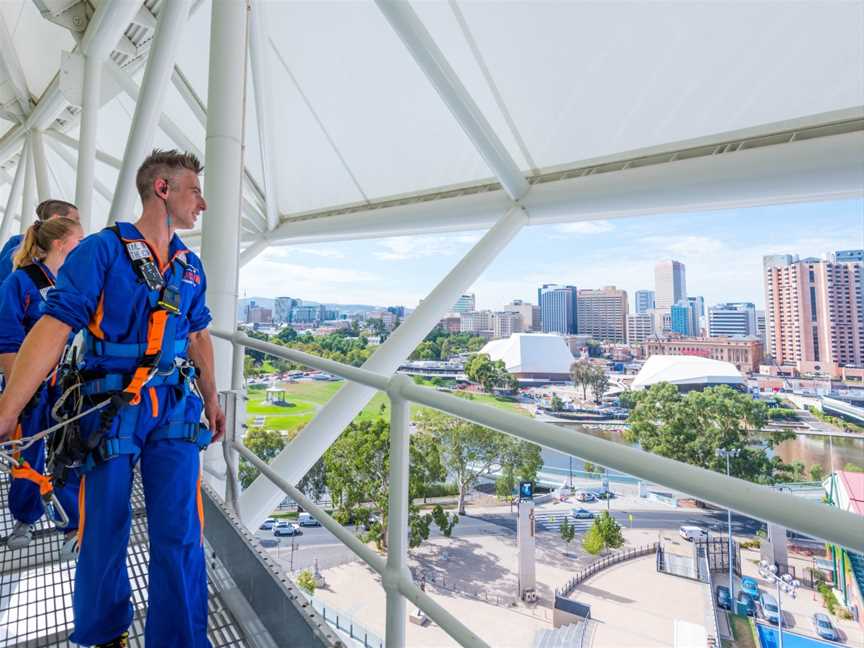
[[157, 284, 181, 314]]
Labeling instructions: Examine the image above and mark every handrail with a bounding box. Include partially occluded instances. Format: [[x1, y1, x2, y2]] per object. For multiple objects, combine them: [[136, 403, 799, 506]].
[[214, 329, 864, 554]]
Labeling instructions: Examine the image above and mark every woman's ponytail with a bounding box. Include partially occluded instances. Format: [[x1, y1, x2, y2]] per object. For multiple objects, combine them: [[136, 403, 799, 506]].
[[12, 217, 81, 269]]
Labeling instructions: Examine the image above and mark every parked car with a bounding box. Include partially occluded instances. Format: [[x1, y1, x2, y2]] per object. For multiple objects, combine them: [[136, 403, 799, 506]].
[[575, 491, 597, 502], [298, 512, 321, 527], [679, 525, 709, 542], [592, 489, 615, 500], [740, 576, 760, 598], [759, 591, 782, 625], [362, 514, 382, 531], [259, 517, 276, 531], [572, 508, 594, 519], [812, 613, 839, 641], [273, 521, 302, 537], [715, 585, 732, 610], [736, 591, 756, 617]]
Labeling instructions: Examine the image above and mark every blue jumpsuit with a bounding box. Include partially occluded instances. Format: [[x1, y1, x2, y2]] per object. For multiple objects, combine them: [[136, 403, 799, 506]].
[[0, 233, 23, 285], [45, 222, 212, 648], [0, 260, 79, 530]]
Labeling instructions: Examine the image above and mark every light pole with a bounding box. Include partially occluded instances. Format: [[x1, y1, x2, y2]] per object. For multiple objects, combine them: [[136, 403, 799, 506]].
[[758, 560, 800, 648], [717, 448, 740, 601]]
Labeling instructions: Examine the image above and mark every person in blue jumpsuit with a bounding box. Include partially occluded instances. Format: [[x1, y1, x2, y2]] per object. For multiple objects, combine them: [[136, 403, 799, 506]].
[[0, 149, 225, 648], [0, 200, 79, 285], [0, 216, 83, 552]]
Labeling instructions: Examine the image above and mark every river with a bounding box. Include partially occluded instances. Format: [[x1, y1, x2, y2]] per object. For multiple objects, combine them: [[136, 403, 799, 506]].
[[539, 422, 864, 478]]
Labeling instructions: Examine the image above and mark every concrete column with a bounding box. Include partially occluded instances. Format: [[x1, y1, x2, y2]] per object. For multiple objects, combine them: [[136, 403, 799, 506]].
[[19, 135, 36, 233], [0, 143, 28, 242]]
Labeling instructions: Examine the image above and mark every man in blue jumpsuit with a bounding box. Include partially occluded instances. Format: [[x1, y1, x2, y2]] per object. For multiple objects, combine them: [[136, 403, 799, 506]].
[[0, 200, 79, 284], [0, 150, 225, 648]]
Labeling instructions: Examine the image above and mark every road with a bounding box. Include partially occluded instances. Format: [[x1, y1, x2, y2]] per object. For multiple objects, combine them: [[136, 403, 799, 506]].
[[253, 506, 770, 572]]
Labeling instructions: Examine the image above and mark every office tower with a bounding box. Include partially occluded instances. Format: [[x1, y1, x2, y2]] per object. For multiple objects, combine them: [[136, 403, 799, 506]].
[[762, 254, 798, 354], [492, 311, 523, 339], [654, 260, 687, 310], [627, 313, 655, 344], [670, 302, 694, 336], [274, 297, 298, 323], [502, 300, 540, 331], [576, 286, 628, 343], [635, 290, 655, 314], [756, 310, 766, 346], [708, 302, 757, 338], [764, 255, 863, 369], [452, 293, 476, 313], [538, 284, 578, 334], [460, 310, 493, 334]]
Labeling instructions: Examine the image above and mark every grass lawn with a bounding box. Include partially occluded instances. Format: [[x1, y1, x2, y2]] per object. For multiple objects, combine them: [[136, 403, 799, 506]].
[[246, 378, 528, 435]]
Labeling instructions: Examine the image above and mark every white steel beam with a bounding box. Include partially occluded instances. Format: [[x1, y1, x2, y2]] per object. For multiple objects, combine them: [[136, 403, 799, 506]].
[[241, 0, 532, 526], [0, 11, 32, 117], [200, 0, 248, 492], [20, 136, 36, 233], [0, 143, 27, 242], [76, 0, 144, 231], [109, 1, 192, 222], [47, 130, 123, 170], [263, 130, 864, 245], [249, 2, 281, 232], [29, 130, 51, 201], [375, 0, 528, 202]]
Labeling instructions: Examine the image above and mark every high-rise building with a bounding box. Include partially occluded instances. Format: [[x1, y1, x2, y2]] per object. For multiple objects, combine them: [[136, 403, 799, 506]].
[[670, 301, 694, 336], [708, 302, 757, 338], [538, 284, 578, 335], [687, 296, 706, 336], [635, 290, 655, 314], [654, 260, 687, 310], [452, 293, 476, 313], [576, 286, 628, 343], [762, 254, 798, 354], [756, 310, 767, 346], [501, 300, 540, 331], [492, 311, 523, 339], [764, 255, 863, 371], [627, 313, 655, 344], [274, 297, 298, 323], [247, 306, 272, 324], [460, 310, 493, 334]]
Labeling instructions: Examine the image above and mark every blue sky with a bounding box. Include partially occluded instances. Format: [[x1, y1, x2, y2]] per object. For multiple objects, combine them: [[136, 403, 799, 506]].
[[240, 198, 863, 312]]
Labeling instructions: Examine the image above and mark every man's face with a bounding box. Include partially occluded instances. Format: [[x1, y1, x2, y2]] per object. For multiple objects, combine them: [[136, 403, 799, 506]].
[[164, 169, 207, 230]]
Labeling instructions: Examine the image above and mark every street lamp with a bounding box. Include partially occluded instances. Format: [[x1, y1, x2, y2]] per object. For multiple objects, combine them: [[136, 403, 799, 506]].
[[758, 560, 800, 648], [716, 448, 740, 602]]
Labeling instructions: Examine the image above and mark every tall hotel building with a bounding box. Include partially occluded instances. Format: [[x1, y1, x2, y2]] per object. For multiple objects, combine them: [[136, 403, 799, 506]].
[[763, 254, 863, 372], [654, 260, 687, 310], [538, 284, 578, 335], [576, 286, 628, 343]]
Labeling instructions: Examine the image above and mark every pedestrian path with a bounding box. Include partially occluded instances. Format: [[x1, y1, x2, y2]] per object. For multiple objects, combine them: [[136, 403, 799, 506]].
[[534, 512, 594, 532]]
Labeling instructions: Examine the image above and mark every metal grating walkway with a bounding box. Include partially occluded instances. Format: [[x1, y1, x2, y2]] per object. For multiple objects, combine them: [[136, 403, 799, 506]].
[[0, 470, 253, 647]]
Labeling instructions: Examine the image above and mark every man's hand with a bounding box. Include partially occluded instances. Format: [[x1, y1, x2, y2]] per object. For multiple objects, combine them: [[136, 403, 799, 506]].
[[204, 397, 226, 442], [0, 409, 17, 442]]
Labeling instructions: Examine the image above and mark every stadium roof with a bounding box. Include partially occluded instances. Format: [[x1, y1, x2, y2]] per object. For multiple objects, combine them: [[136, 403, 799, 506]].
[[631, 355, 744, 391], [481, 333, 574, 375], [0, 1, 862, 251]]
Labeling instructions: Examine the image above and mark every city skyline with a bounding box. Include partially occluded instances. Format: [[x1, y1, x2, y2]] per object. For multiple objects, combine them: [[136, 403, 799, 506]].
[[240, 198, 862, 311]]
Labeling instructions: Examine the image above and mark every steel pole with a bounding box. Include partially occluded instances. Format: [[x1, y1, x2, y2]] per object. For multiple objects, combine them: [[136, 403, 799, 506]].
[[239, 206, 527, 527], [76, 55, 102, 231], [0, 143, 28, 242], [385, 376, 411, 648], [29, 130, 50, 202], [727, 454, 735, 599], [109, 0, 192, 222], [200, 0, 248, 492], [20, 135, 36, 234], [777, 579, 784, 648]]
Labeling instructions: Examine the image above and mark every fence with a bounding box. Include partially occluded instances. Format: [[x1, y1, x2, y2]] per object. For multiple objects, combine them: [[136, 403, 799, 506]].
[[657, 547, 700, 581], [311, 598, 385, 648], [556, 543, 659, 598]]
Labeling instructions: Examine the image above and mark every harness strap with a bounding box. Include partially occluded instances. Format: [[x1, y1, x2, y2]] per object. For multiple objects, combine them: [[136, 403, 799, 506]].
[[80, 368, 190, 397], [20, 263, 54, 292], [11, 461, 53, 497], [85, 337, 188, 359]]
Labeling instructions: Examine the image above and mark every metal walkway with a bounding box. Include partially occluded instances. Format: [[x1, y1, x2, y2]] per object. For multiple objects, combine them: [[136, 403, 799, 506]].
[[0, 469, 337, 647]]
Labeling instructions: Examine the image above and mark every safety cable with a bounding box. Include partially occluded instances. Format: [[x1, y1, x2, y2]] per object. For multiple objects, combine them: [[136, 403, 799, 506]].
[[0, 397, 111, 454]]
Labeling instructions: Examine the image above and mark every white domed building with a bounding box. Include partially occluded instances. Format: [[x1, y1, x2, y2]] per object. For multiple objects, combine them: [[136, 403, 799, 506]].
[[631, 355, 745, 392], [480, 334, 575, 382]]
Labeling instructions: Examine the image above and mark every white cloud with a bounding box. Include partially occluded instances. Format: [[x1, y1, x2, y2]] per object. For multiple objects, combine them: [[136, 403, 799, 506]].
[[373, 233, 482, 261], [553, 220, 615, 235], [261, 247, 345, 261]]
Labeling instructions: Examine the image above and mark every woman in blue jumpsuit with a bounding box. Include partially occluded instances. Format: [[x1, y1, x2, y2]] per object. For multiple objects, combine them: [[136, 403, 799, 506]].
[[0, 199, 79, 285], [0, 216, 83, 551]]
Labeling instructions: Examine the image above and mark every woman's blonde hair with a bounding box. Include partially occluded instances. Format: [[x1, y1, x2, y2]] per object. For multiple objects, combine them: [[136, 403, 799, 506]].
[[13, 217, 82, 269]]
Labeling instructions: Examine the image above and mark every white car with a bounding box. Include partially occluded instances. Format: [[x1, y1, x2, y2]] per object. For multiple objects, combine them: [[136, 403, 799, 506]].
[[679, 525, 709, 542]]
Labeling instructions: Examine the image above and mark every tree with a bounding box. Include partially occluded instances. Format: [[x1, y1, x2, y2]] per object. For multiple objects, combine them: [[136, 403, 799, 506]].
[[411, 340, 440, 361], [582, 511, 623, 554], [465, 354, 518, 393], [415, 409, 511, 515], [809, 464, 826, 482], [367, 318, 386, 337], [297, 569, 316, 595], [496, 438, 543, 503], [550, 394, 565, 412], [323, 418, 433, 549], [239, 427, 286, 488], [560, 516, 576, 554], [588, 367, 610, 404], [570, 361, 594, 401], [244, 329, 270, 363], [844, 463, 864, 473], [276, 326, 298, 344], [583, 461, 597, 475], [431, 505, 459, 537], [624, 383, 792, 484]]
